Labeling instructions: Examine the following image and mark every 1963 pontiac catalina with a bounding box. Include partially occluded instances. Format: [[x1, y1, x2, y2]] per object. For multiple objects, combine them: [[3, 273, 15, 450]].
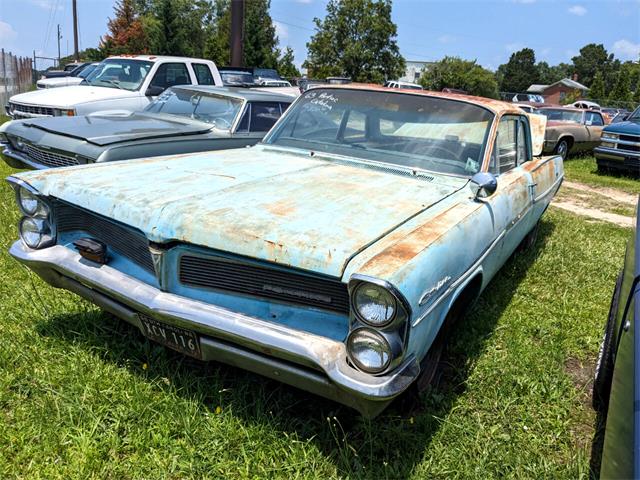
[[0, 86, 292, 170], [7, 86, 563, 416]]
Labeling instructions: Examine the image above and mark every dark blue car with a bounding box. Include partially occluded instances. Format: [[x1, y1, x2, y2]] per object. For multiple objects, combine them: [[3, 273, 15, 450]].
[[594, 198, 640, 477], [595, 106, 640, 175]]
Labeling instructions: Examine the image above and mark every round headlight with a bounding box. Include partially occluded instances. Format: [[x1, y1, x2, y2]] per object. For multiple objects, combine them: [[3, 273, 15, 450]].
[[17, 187, 49, 218], [347, 328, 391, 373], [19, 217, 52, 249], [353, 282, 397, 327]]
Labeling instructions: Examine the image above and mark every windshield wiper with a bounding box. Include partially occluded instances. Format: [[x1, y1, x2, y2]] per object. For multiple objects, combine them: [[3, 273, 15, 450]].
[[100, 79, 124, 90]]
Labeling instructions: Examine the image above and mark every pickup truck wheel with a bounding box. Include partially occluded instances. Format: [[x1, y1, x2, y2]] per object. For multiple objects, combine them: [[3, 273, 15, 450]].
[[592, 270, 623, 411], [554, 139, 570, 160]]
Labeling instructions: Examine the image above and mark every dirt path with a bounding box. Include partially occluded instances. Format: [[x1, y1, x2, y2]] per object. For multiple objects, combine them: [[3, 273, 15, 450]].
[[551, 180, 636, 228]]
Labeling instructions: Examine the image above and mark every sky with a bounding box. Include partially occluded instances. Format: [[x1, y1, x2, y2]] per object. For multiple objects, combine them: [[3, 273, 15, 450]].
[[0, 0, 638, 72]]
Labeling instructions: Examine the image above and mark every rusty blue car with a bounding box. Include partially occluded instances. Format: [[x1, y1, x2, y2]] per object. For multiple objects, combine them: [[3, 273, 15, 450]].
[[7, 86, 563, 416]]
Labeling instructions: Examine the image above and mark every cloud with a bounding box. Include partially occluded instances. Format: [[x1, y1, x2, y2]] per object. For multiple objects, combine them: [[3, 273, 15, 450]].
[[612, 39, 640, 60], [28, 0, 63, 9], [274, 21, 288, 41], [0, 21, 17, 44], [567, 5, 587, 16], [437, 35, 457, 44]]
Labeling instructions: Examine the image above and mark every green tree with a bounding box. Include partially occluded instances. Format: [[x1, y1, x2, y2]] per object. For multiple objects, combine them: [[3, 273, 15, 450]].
[[498, 48, 539, 92], [420, 57, 499, 99], [571, 43, 614, 87], [278, 47, 300, 78], [560, 89, 582, 105], [588, 71, 606, 102], [304, 0, 405, 82], [608, 68, 633, 104]]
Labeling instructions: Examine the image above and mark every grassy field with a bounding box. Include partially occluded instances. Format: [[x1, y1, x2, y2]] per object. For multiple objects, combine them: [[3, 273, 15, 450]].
[[0, 145, 631, 478], [564, 155, 640, 195]]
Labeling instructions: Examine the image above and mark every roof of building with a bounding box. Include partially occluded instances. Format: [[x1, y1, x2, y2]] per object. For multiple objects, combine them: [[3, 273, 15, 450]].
[[527, 78, 589, 93]]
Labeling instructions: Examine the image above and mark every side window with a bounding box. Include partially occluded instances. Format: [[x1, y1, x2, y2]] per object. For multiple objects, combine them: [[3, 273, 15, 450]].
[[192, 63, 215, 85], [249, 102, 282, 132], [150, 63, 191, 89], [492, 116, 530, 174], [586, 112, 604, 126], [236, 104, 250, 132]]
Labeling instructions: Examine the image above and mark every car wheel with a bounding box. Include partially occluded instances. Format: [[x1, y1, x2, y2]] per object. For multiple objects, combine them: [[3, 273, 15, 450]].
[[519, 221, 539, 253], [554, 139, 570, 160], [593, 270, 624, 411]]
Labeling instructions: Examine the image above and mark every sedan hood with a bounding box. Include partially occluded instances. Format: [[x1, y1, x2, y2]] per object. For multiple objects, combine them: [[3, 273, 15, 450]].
[[16, 147, 462, 277], [21, 113, 212, 146], [10, 85, 138, 108]]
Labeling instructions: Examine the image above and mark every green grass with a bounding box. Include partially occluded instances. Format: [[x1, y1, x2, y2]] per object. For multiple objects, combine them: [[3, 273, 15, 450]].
[[0, 156, 630, 478], [564, 155, 640, 195]]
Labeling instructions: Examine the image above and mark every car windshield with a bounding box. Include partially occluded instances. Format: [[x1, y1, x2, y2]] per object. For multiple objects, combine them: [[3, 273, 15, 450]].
[[83, 59, 153, 91], [221, 72, 256, 86], [145, 87, 243, 130], [255, 68, 280, 79], [77, 64, 98, 79], [265, 88, 494, 177], [628, 106, 640, 121], [538, 109, 583, 123]]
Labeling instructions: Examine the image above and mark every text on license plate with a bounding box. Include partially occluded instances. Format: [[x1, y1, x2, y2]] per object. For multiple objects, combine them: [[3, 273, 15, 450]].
[[138, 314, 202, 360]]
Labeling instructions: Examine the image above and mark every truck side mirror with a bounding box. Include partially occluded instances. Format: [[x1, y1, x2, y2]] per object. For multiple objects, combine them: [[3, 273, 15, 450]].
[[145, 85, 165, 97], [470, 172, 498, 200]]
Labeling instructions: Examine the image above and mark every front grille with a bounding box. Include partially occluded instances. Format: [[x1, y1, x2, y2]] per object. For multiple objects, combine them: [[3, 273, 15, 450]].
[[54, 200, 155, 273], [10, 102, 54, 116], [621, 144, 640, 153], [23, 143, 79, 168], [179, 254, 350, 314], [620, 134, 640, 143]]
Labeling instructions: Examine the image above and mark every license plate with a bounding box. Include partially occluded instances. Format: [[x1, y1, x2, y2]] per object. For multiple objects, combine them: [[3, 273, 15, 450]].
[[139, 314, 202, 360]]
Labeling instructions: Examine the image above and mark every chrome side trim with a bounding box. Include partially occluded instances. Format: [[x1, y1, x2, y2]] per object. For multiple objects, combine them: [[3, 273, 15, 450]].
[[412, 229, 506, 327], [534, 176, 564, 204]]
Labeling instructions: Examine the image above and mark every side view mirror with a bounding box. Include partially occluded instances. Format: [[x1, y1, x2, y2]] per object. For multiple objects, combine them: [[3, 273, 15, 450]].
[[145, 85, 165, 97], [470, 172, 498, 200]]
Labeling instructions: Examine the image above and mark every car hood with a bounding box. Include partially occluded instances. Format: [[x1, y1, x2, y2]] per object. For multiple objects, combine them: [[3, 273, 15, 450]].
[[604, 119, 640, 135], [10, 85, 138, 108], [39, 77, 83, 87], [16, 147, 463, 277], [20, 113, 213, 146]]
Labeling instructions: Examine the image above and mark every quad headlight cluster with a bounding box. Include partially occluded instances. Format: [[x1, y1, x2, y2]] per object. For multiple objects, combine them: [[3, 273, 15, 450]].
[[15, 185, 54, 249], [346, 279, 409, 374]]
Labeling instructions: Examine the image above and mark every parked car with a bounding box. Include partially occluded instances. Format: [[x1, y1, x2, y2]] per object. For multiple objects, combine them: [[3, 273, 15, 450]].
[[219, 68, 257, 87], [384, 80, 423, 90], [36, 62, 100, 89], [569, 100, 601, 110], [516, 103, 538, 114], [258, 79, 292, 87], [538, 106, 605, 159], [253, 68, 282, 84], [0, 86, 292, 170], [610, 112, 630, 124], [6, 86, 561, 417], [592, 199, 639, 478], [6, 55, 222, 119], [40, 62, 90, 79], [512, 93, 545, 104], [594, 105, 640, 174]]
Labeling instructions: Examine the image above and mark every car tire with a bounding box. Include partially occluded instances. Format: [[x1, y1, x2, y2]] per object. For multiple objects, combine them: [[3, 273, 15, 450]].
[[554, 139, 570, 160], [519, 221, 539, 253], [592, 270, 624, 411]]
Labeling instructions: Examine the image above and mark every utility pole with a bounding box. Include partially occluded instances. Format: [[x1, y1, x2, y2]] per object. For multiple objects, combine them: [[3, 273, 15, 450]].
[[230, 0, 244, 67], [57, 24, 62, 66], [72, 0, 79, 61]]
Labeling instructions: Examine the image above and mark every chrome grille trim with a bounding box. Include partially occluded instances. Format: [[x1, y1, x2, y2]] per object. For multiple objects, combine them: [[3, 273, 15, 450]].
[[53, 200, 155, 273], [9, 102, 55, 116], [179, 254, 350, 314], [23, 143, 79, 168]]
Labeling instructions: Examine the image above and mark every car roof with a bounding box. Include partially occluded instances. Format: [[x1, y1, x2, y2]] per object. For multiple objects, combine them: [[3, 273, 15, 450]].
[[315, 84, 528, 116], [106, 55, 214, 63], [170, 85, 294, 102]]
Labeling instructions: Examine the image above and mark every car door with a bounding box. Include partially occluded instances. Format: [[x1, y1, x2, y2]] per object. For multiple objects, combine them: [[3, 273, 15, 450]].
[[585, 111, 605, 149]]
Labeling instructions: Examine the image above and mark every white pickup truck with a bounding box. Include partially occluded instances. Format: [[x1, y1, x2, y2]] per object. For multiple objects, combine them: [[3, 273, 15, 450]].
[[7, 55, 223, 119]]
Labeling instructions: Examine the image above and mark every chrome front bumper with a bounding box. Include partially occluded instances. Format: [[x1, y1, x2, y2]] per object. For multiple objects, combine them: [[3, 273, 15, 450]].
[[10, 241, 419, 417], [1, 146, 45, 170]]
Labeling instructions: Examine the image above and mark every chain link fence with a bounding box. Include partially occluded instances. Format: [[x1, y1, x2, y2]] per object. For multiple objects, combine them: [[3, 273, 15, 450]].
[[0, 49, 34, 113]]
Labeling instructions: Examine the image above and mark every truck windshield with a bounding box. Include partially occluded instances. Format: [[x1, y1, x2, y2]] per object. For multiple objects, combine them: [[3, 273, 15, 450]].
[[145, 87, 243, 130], [264, 88, 494, 177], [628, 106, 640, 121], [84, 59, 153, 91]]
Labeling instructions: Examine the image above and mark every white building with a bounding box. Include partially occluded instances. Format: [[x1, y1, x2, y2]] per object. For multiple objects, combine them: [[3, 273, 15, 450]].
[[398, 60, 433, 84]]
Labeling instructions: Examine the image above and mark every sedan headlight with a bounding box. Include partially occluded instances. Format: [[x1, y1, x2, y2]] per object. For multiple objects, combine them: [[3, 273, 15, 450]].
[[353, 282, 397, 327], [19, 217, 53, 249], [17, 186, 49, 218], [346, 328, 391, 373], [601, 132, 618, 140]]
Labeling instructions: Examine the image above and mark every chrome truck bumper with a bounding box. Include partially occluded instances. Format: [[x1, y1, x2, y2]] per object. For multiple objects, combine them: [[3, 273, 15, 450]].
[[10, 241, 419, 417]]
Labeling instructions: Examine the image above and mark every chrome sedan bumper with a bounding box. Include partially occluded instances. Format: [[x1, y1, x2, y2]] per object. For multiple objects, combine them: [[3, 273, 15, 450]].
[[9, 241, 420, 416], [1, 146, 43, 170]]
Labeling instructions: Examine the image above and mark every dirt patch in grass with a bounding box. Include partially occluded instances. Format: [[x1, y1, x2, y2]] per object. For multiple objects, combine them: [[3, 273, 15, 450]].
[[551, 200, 634, 227], [563, 181, 637, 206], [564, 357, 596, 454]]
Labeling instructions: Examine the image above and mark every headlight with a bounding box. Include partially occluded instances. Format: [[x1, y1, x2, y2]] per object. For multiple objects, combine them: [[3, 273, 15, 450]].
[[13, 137, 25, 151], [347, 328, 391, 373], [601, 141, 616, 148], [53, 108, 76, 117], [353, 282, 397, 327], [601, 132, 618, 140], [17, 187, 49, 218], [19, 217, 53, 249]]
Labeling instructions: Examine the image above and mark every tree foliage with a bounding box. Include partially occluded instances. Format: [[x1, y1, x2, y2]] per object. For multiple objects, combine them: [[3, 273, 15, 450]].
[[588, 71, 605, 101], [419, 57, 499, 98], [608, 68, 633, 104], [100, 0, 150, 55], [278, 47, 300, 78], [304, 0, 405, 82], [571, 43, 617, 88], [498, 48, 539, 92]]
